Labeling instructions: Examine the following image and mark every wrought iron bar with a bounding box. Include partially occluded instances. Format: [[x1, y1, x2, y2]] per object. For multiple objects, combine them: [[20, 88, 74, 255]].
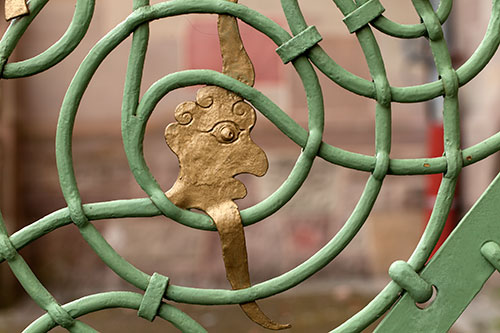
[[0, 0, 500, 331]]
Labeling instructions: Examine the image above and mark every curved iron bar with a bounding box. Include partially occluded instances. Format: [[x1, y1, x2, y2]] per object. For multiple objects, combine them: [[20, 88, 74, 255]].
[[0, 213, 98, 332], [0, 0, 95, 78], [55, 1, 322, 232], [0, 0, 498, 331], [368, 0, 452, 39], [24, 292, 206, 333], [281, 0, 500, 103], [326, 0, 460, 330]]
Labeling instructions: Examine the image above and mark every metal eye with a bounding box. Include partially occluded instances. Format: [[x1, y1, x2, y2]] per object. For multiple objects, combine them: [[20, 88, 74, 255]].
[[220, 126, 235, 141], [212, 122, 240, 143]]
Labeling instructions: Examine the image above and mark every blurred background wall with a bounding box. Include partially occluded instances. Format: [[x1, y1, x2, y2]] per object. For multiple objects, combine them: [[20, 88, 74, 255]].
[[0, 0, 499, 328]]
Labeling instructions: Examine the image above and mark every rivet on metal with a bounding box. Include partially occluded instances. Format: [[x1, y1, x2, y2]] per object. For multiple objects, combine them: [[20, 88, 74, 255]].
[[388, 260, 433, 304], [480, 241, 500, 272]]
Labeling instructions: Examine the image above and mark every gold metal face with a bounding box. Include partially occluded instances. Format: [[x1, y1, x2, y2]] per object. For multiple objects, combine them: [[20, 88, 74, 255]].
[[165, 85, 267, 211], [164, 1, 290, 329]]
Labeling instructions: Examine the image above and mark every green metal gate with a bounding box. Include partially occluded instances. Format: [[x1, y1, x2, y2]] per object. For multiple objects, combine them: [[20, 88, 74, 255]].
[[1, 0, 500, 331]]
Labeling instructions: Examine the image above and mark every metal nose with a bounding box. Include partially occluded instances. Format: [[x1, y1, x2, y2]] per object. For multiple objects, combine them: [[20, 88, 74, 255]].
[[234, 133, 268, 178]]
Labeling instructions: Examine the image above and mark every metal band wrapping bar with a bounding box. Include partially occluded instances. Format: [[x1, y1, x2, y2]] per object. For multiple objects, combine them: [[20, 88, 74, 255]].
[[275, 26, 322, 64], [138, 273, 170, 322], [342, 0, 385, 33]]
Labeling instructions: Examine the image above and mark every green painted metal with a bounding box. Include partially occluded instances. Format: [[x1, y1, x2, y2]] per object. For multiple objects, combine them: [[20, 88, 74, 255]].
[[137, 273, 170, 322], [275, 25, 323, 63], [388, 261, 433, 304], [0, 0, 95, 78], [1, 0, 500, 331], [342, 0, 385, 33], [376, 172, 500, 332]]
